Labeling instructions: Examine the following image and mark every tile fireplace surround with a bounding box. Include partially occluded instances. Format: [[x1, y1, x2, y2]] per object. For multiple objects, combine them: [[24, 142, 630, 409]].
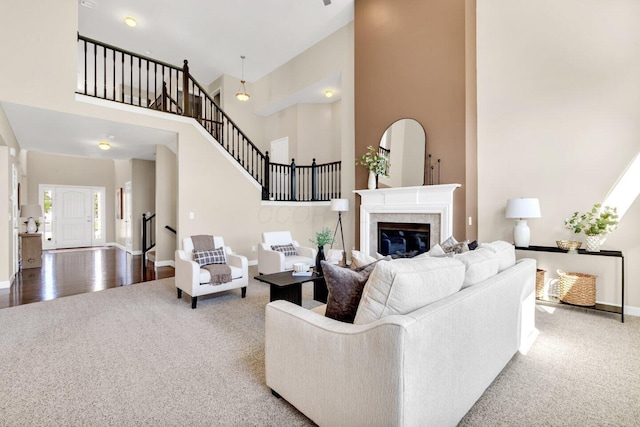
[[354, 184, 461, 257]]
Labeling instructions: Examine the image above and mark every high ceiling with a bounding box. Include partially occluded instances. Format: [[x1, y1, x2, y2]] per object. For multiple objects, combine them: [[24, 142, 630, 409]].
[[78, 0, 354, 83], [5, 0, 354, 161]]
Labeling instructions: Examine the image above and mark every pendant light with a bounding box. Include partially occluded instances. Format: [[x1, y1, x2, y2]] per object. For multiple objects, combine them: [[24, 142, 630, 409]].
[[235, 55, 250, 102]]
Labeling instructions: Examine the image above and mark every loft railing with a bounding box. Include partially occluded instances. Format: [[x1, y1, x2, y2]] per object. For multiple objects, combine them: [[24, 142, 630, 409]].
[[267, 157, 342, 201], [77, 34, 340, 201]]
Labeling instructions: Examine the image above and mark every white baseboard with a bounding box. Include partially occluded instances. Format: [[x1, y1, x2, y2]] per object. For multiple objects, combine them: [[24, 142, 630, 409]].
[[0, 280, 10, 289], [623, 305, 640, 317], [109, 242, 142, 255], [154, 260, 175, 268], [248, 259, 258, 266]]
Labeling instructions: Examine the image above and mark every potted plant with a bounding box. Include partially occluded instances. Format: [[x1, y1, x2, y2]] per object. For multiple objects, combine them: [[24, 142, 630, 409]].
[[356, 145, 390, 189], [564, 204, 619, 252], [309, 227, 334, 275]]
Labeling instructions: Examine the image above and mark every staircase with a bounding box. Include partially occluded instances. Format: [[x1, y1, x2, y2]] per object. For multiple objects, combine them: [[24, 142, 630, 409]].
[[142, 212, 176, 271], [77, 34, 341, 202]]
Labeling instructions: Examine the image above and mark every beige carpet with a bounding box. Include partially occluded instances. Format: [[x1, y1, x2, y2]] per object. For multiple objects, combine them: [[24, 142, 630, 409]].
[[1, 277, 638, 426]]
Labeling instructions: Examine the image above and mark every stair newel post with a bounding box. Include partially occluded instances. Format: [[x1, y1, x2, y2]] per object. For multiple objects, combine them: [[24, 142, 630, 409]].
[[311, 158, 318, 201], [290, 158, 297, 201], [182, 59, 191, 118], [142, 213, 147, 266], [262, 151, 270, 200]]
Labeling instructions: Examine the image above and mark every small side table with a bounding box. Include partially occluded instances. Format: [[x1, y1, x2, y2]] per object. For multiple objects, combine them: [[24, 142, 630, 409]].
[[19, 233, 43, 269]]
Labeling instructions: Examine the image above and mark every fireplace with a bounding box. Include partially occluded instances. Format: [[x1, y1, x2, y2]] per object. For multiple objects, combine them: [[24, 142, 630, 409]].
[[355, 184, 460, 258], [377, 222, 430, 257]]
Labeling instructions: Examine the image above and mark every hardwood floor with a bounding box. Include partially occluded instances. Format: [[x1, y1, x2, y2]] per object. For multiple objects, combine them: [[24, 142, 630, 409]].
[[0, 247, 174, 309]]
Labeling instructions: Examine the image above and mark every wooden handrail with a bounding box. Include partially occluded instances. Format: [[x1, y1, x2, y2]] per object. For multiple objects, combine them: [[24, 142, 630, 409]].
[[76, 34, 341, 201]]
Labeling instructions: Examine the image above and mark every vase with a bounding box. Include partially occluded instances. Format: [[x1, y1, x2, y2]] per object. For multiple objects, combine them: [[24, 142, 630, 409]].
[[316, 246, 326, 276], [367, 171, 377, 190], [585, 234, 605, 252]]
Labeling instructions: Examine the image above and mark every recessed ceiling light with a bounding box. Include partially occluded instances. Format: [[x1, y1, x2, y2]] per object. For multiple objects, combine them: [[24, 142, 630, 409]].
[[98, 142, 111, 150], [324, 90, 335, 98], [124, 16, 137, 27]]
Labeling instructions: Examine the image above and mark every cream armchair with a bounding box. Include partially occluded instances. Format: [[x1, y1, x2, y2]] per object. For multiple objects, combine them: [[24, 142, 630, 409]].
[[175, 236, 248, 308], [258, 231, 317, 275]]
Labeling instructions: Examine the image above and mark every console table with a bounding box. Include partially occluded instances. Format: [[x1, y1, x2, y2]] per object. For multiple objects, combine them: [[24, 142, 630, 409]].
[[516, 245, 624, 323]]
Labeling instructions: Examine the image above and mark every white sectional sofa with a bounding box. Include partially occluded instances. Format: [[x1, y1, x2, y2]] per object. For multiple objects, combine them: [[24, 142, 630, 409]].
[[265, 242, 536, 426]]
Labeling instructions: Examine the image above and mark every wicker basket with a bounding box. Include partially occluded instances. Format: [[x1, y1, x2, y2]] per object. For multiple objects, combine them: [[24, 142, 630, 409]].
[[557, 270, 596, 307], [535, 269, 546, 299]]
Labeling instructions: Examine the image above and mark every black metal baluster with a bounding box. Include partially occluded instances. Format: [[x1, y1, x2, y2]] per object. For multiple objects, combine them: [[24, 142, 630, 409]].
[[112, 49, 116, 101], [93, 43, 97, 96], [83, 38, 87, 95]]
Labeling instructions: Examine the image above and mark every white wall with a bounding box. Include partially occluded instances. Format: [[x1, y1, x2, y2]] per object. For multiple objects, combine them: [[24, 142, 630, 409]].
[[155, 145, 177, 264], [132, 159, 156, 252], [477, 0, 640, 312], [0, 104, 21, 287]]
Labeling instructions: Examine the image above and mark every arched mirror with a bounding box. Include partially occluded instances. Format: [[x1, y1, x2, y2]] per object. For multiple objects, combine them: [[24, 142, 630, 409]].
[[377, 118, 426, 188]]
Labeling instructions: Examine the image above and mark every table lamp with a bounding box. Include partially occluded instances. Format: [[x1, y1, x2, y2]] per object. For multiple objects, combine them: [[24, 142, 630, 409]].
[[505, 198, 541, 247], [20, 204, 43, 234]]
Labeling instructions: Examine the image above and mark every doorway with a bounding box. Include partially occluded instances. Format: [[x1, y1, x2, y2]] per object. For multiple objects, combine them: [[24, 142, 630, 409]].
[[270, 137, 289, 164], [39, 185, 106, 249]]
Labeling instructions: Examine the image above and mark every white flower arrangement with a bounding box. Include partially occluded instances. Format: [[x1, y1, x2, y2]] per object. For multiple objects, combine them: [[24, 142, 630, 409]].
[[356, 145, 390, 177]]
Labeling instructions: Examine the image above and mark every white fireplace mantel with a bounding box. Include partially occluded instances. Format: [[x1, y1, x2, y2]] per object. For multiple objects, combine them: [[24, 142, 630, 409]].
[[354, 184, 461, 256]]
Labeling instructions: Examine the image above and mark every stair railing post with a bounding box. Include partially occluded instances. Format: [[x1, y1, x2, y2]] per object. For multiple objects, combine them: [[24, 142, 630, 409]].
[[142, 213, 147, 266], [182, 60, 191, 117], [263, 151, 270, 200], [311, 158, 318, 201], [290, 158, 297, 201], [162, 82, 168, 112]]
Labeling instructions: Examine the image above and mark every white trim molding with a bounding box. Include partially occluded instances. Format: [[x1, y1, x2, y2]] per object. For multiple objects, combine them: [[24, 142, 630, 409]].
[[354, 184, 461, 257]]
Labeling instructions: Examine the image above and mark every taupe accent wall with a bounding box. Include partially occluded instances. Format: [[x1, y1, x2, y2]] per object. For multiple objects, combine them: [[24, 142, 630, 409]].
[[354, 0, 477, 242]]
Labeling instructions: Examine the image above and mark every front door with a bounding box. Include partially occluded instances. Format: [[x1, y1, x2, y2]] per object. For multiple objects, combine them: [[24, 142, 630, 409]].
[[55, 188, 93, 248]]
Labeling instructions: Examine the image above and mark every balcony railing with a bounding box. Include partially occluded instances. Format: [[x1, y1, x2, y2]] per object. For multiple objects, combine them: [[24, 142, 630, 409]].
[[76, 34, 340, 201]]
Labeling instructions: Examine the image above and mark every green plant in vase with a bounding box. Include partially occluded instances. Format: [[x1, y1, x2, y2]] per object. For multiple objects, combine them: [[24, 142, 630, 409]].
[[564, 204, 619, 252], [309, 227, 334, 275]]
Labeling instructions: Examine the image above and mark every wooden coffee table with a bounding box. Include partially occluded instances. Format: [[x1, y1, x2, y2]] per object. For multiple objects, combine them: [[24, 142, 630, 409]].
[[254, 271, 327, 306]]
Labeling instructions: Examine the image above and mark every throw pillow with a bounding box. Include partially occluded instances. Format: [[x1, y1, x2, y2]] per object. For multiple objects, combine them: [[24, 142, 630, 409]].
[[322, 259, 382, 323], [193, 247, 227, 266], [354, 256, 466, 325], [271, 243, 298, 256], [479, 241, 515, 272], [454, 248, 500, 288], [440, 235, 458, 252], [428, 244, 446, 257], [350, 250, 385, 269]]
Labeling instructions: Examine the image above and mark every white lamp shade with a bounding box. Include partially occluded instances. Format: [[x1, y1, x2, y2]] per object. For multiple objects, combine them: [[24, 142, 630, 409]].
[[330, 198, 349, 212], [505, 198, 541, 219], [20, 204, 43, 218]]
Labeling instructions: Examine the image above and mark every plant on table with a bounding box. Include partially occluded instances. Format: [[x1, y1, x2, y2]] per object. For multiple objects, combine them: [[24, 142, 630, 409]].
[[309, 227, 334, 248], [564, 204, 619, 236]]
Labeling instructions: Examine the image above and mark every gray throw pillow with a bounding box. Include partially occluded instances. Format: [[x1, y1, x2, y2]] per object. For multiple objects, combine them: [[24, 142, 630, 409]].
[[321, 259, 383, 323], [193, 247, 227, 266], [271, 243, 298, 256]]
